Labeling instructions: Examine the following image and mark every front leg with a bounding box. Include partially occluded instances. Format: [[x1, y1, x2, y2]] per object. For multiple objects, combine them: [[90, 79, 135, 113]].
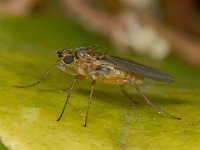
[[56, 78, 78, 121], [57, 75, 88, 121]]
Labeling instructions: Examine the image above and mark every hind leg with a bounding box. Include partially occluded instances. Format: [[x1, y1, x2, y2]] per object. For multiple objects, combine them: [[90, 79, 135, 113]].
[[135, 84, 181, 120], [120, 85, 138, 104]]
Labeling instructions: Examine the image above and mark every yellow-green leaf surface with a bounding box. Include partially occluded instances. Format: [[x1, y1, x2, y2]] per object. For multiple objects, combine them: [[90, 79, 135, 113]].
[[0, 15, 200, 150]]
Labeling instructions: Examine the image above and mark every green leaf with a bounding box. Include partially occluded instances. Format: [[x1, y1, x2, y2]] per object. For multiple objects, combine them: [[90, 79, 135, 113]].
[[0, 15, 200, 150]]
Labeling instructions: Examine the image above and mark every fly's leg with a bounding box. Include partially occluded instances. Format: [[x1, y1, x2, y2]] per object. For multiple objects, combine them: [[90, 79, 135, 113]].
[[120, 85, 138, 104], [15, 64, 58, 88], [135, 85, 181, 120], [84, 80, 96, 127], [57, 78, 77, 121]]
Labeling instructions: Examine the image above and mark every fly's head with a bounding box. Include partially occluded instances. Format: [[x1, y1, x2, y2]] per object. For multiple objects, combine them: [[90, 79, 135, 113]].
[[56, 49, 77, 75], [57, 49, 74, 63]]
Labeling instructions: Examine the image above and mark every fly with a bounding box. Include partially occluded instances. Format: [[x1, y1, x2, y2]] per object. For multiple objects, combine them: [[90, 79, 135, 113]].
[[16, 46, 181, 127]]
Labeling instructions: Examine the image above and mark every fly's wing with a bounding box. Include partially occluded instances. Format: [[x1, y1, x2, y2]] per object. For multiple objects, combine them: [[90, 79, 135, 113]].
[[103, 55, 174, 83]]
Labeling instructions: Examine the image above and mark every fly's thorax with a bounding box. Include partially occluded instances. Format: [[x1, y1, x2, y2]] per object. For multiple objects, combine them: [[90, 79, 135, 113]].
[[75, 47, 96, 59], [74, 48, 105, 77]]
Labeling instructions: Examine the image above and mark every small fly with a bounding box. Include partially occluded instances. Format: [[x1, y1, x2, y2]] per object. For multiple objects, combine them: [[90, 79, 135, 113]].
[[16, 46, 181, 127]]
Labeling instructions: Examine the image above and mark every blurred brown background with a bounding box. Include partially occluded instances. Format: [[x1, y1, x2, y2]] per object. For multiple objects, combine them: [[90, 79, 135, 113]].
[[1, 0, 200, 67]]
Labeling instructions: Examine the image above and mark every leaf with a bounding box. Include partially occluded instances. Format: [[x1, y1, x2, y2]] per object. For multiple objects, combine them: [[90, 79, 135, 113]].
[[0, 15, 200, 150]]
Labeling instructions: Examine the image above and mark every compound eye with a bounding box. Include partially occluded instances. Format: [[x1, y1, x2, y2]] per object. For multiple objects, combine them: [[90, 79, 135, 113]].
[[63, 56, 74, 64]]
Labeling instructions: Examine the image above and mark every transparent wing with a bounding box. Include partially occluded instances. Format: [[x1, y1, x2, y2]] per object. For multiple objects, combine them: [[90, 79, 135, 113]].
[[103, 55, 174, 83]]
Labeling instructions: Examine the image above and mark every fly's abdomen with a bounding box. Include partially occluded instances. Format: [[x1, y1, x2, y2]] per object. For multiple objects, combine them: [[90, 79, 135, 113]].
[[96, 65, 144, 85]]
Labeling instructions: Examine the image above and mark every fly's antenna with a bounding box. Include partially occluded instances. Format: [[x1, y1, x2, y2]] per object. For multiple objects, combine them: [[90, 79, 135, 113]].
[[135, 85, 181, 120], [15, 64, 58, 88]]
